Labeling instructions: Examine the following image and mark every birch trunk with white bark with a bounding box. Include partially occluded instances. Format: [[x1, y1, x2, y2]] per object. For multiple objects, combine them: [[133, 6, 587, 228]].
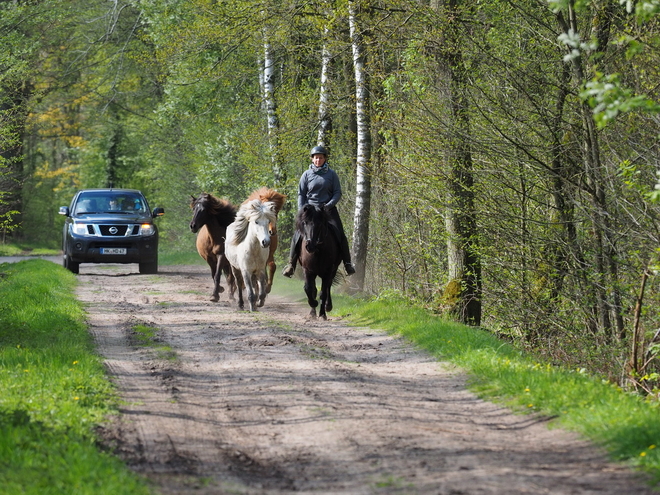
[[348, 2, 372, 291], [262, 35, 284, 185], [317, 39, 332, 146]]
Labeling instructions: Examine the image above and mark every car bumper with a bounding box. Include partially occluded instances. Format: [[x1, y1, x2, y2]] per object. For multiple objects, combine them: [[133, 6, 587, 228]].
[[66, 234, 158, 264]]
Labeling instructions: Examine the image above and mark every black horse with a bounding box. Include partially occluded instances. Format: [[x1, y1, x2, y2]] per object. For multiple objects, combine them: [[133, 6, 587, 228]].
[[296, 204, 342, 320], [190, 193, 237, 302]]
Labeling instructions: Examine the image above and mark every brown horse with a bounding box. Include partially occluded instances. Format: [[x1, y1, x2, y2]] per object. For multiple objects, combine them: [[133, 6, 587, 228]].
[[296, 204, 342, 320], [190, 193, 237, 302], [243, 187, 286, 294]]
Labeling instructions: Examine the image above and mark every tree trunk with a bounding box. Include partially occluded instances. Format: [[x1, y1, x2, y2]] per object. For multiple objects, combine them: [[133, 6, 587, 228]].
[[262, 33, 284, 186], [437, 0, 481, 326], [348, 1, 372, 291], [317, 38, 332, 147], [557, 4, 622, 340]]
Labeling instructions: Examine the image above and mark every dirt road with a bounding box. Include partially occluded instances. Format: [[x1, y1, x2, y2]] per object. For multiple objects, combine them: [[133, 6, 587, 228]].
[[75, 263, 654, 494]]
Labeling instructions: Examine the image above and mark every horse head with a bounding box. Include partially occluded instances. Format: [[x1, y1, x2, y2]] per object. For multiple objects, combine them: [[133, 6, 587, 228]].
[[298, 204, 327, 254], [233, 199, 277, 249], [190, 193, 236, 233], [190, 194, 209, 233]]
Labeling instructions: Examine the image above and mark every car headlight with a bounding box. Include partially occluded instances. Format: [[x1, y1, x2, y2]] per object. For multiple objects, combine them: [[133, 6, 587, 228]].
[[140, 223, 156, 236], [72, 223, 92, 235]]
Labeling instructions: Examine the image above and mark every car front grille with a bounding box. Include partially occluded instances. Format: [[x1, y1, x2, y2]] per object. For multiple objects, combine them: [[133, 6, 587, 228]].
[[99, 225, 129, 236]]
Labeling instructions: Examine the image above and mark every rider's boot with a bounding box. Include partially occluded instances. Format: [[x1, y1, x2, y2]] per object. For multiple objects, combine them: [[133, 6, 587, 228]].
[[282, 258, 297, 278], [344, 262, 356, 275]]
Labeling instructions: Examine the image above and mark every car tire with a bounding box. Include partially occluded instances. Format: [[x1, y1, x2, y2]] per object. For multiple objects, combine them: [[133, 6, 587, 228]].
[[64, 254, 80, 274], [139, 260, 158, 274]]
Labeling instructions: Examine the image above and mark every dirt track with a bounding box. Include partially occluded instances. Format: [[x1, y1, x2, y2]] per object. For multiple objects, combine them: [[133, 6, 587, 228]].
[[75, 263, 655, 494]]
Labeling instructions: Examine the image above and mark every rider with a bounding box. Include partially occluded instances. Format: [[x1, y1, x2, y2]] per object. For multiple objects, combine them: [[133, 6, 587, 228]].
[[282, 145, 356, 277]]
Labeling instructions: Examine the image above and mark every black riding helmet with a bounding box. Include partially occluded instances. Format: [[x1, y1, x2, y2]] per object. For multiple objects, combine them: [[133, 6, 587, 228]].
[[310, 145, 328, 157]]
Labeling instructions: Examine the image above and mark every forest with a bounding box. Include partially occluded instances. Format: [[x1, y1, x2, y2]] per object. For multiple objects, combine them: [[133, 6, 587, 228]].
[[2, 0, 660, 392]]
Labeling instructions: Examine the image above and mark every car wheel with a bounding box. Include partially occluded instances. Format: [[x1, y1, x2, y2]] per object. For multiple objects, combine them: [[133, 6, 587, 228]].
[[65, 254, 80, 274], [139, 260, 158, 274]]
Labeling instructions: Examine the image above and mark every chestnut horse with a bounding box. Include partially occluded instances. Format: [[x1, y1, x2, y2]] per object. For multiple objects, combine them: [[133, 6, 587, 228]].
[[243, 187, 286, 294], [296, 204, 342, 320], [190, 193, 237, 302]]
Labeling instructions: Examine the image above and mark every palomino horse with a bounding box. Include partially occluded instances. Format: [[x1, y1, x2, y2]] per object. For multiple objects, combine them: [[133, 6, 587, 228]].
[[225, 199, 278, 311], [296, 204, 342, 320], [243, 187, 286, 294], [190, 193, 237, 302]]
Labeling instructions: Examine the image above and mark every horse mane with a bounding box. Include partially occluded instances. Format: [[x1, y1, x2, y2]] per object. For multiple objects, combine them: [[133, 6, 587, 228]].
[[244, 187, 286, 214], [230, 199, 278, 245], [191, 193, 236, 226]]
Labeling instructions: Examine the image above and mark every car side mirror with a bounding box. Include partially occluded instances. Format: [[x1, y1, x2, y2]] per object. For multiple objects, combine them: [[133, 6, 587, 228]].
[[59, 206, 70, 216], [152, 207, 164, 217]]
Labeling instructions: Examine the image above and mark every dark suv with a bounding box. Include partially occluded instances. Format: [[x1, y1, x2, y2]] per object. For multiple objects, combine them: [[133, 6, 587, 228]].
[[59, 189, 164, 274]]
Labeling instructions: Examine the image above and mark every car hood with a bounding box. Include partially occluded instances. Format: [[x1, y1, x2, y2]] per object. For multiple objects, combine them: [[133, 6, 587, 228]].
[[74, 213, 152, 222]]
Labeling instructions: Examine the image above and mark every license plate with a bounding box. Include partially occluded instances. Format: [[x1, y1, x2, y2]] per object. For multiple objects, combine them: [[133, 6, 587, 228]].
[[101, 248, 126, 255]]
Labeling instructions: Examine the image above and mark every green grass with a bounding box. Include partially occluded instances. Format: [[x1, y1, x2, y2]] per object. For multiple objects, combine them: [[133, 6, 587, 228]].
[[331, 291, 660, 486], [159, 250, 205, 266], [131, 324, 177, 361], [0, 242, 60, 256], [0, 259, 152, 495]]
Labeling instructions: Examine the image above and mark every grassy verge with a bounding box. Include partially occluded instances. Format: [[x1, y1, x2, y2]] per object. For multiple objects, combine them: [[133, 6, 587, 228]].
[[326, 290, 660, 486], [0, 259, 152, 495], [0, 242, 60, 256]]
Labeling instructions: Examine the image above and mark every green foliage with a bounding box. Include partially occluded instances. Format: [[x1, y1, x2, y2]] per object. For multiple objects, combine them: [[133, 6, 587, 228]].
[[0, 260, 151, 494], [582, 73, 660, 128]]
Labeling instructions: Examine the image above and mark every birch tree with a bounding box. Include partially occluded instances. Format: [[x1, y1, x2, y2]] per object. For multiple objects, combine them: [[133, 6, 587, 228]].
[[348, 1, 372, 290], [317, 37, 332, 147], [262, 32, 284, 186]]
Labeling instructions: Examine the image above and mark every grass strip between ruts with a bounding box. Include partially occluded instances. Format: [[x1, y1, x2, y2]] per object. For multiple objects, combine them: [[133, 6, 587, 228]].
[[0, 259, 152, 495], [332, 291, 660, 486]]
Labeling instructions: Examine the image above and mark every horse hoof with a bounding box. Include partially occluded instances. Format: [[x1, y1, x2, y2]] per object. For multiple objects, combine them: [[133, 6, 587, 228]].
[[218, 286, 225, 293], [210, 295, 219, 302], [320, 314, 328, 321]]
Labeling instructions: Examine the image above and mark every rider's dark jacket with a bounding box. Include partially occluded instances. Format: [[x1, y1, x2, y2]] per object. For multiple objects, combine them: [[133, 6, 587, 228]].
[[297, 163, 341, 210]]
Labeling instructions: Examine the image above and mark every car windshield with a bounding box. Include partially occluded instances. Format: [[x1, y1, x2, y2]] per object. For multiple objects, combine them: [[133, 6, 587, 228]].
[[74, 192, 147, 215]]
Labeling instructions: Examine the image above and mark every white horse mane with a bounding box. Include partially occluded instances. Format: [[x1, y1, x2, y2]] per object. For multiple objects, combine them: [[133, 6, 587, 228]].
[[229, 199, 277, 245]]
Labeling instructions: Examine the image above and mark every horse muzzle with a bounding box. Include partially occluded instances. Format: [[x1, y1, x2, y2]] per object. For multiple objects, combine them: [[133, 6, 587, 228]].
[[261, 238, 271, 248], [305, 239, 317, 253]]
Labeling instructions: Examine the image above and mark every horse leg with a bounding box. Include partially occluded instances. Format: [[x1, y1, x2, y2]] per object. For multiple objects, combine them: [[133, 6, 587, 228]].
[[304, 273, 318, 319], [233, 268, 245, 310], [319, 276, 331, 321], [220, 256, 235, 300], [266, 258, 276, 294], [243, 270, 257, 312], [211, 257, 226, 302], [257, 270, 268, 307]]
